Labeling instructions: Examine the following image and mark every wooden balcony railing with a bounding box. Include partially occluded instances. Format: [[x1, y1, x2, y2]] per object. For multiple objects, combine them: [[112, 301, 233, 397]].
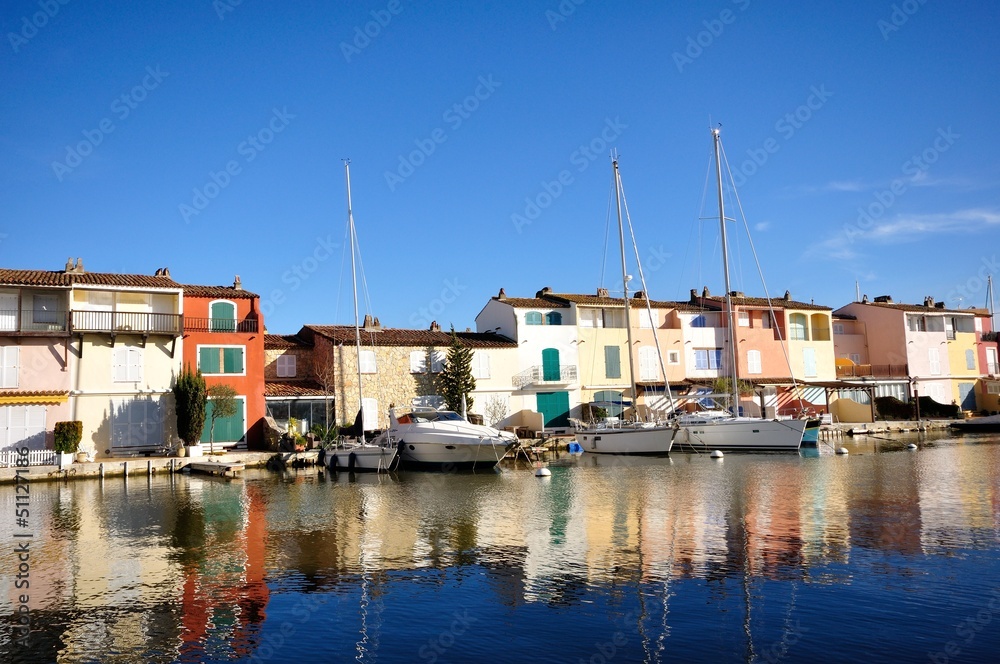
[[71, 310, 183, 336], [0, 309, 70, 334], [836, 363, 909, 378], [183, 317, 259, 333]]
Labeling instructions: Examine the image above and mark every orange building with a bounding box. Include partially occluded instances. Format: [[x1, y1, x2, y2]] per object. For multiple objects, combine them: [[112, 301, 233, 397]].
[[182, 278, 265, 449]]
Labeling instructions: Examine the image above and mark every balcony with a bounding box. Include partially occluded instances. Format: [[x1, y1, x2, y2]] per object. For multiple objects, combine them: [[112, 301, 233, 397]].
[[981, 331, 999, 342], [836, 364, 909, 379], [0, 309, 70, 335], [184, 317, 259, 333], [71, 310, 183, 336], [512, 364, 577, 389]]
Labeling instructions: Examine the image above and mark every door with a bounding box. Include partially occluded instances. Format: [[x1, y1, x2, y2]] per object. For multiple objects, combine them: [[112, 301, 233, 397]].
[[958, 383, 976, 411], [542, 348, 560, 381], [201, 397, 245, 443], [593, 390, 624, 418], [802, 348, 817, 378], [988, 348, 998, 374], [0, 293, 17, 331], [536, 391, 570, 428]]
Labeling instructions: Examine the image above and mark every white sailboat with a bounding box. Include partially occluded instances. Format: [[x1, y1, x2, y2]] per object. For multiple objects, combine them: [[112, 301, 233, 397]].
[[324, 161, 399, 472], [671, 128, 810, 452], [575, 157, 677, 455]]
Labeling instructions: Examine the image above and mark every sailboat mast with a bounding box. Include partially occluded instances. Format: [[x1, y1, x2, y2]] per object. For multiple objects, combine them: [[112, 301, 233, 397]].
[[713, 129, 740, 414], [989, 274, 996, 333], [344, 161, 365, 423], [614, 158, 639, 417]]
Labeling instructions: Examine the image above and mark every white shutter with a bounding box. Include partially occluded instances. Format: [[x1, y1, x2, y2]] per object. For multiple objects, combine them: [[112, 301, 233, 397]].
[[638, 347, 658, 381], [929, 348, 941, 375], [639, 309, 654, 329], [131, 347, 143, 382], [113, 347, 128, 382], [1, 347, 19, 388], [410, 350, 427, 373], [803, 348, 817, 378], [747, 350, 762, 375], [430, 350, 446, 373], [472, 351, 491, 379], [359, 350, 377, 374], [361, 397, 377, 431]]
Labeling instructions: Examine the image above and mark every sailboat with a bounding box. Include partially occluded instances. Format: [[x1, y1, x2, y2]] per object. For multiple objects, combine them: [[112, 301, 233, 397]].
[[324, 161, 399, 472], [671, 128, 812, 452], [575, 157, 677, 455]]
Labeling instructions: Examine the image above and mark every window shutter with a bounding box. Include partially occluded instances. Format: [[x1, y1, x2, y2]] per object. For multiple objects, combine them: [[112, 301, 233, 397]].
[[472, 352, 490, 379], [966, 349, 976, 370], [748, 350, 762, 375], [1, 347, 18, 388], [223, 347, 244, 373], [131, 347, 143, 383], [639, 347, 657, 381], [199, 347, 219, 374], [410, 350, 427, 373], [604, 346, 621, 379], [113, 347, 128, 382], [430, 351, 445, 373]]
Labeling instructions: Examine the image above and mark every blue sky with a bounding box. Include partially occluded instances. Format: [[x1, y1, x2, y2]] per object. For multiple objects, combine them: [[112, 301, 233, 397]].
[[2, 0, 998, 334]]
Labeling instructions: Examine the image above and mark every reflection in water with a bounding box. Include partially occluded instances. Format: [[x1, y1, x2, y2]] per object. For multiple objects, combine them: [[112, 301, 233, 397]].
[[1, 437, 999, 662]]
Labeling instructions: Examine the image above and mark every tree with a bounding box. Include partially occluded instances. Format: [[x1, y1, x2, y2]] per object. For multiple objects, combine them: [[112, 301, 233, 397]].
[[173, 365, 207, 446], [312, 341, 340, 435], [206, 384, 239, 452], [437, 329, 476, 414]]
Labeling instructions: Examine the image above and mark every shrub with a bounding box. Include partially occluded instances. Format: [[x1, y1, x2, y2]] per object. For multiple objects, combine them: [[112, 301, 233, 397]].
[[54, 421, 83, 453]]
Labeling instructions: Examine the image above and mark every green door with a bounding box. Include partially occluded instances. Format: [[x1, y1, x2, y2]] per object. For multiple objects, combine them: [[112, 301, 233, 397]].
[[537, 391, 570, 428], [542, 348, 560, 381], [201, 398, 245, 443]]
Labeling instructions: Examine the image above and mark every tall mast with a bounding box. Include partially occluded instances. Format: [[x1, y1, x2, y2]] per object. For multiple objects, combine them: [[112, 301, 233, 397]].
[[989, 274, 996, 333], [713, 128, 740, 414], [344, 160, 364, 424], [614, 157, 639, 417]]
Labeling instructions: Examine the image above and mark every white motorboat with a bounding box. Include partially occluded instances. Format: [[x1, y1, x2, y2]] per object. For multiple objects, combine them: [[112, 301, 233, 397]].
[[379, 408, 518, 471]]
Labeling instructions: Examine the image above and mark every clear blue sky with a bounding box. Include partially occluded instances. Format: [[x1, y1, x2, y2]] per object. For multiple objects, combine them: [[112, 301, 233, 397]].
[[3, 0, 998, 333]]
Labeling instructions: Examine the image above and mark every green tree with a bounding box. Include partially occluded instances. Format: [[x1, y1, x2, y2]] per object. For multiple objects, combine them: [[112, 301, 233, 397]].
[[173, 365, 207, 446], [437, 329, 476, 414], [206, 384, 239, 451]]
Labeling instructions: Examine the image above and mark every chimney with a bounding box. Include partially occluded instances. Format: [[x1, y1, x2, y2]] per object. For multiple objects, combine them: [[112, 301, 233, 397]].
[[373, 317, 381, 328], [783, 290, 791, 301], [65, 258, 85, 275], [690, 288, 699, 303], [497, 287, 506, 301], [596, 287, 609, 298], [161, 267, 170, 278], [874, 295, 893, 303], [702, 286, 711, 298], [535, 286, 552, 298], [633, 291, 646, 300], [65, 257, 74, 272], [233, 275, 242, 290], [934, 302, 946, 309], [363, 314, 374, 328], [731, 291, 745, 298], [75, 258, 84, 273], [862, 294, 869, 304], [429, 321, 441, 332]]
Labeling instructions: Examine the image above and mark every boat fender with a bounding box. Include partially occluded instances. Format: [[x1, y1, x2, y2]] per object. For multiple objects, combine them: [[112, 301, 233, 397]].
[[317, 448, 326, 466], [348, 452, 357, 472]]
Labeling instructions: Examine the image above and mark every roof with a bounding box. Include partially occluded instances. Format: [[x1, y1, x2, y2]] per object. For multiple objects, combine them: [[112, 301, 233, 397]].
[[182, 284, 259, 299], [695, 294, 832, 311], [304, 325, 517, 348], [265, 334, 311, 349], [848, 300, 988, 316], [0, 390, 70, 404], [495, 291, 707, 311], [265, 380, 328, 398], [0, 268, 182, 289], [495, 297, 571, 309]]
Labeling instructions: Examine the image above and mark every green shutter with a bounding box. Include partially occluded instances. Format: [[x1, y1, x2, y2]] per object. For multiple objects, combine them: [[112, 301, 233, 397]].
[[200, 347, 220, 373], [223, 347, 244, 373], [542, 348, 560, 381], [201, 398, 245, 443], [604, 346, 621, 379], [210, 301, 236, 332]]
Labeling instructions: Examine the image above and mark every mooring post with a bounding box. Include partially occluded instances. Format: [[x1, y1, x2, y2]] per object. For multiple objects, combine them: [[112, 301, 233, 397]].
[[148, 459, 153, 477], [99, 462, 105, 478]]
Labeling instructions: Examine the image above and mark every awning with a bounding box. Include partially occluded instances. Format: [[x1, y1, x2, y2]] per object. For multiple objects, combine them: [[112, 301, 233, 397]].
[[0, 391, 70, 405]]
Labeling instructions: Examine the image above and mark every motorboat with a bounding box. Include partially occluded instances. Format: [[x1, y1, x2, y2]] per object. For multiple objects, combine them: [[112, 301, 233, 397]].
[[378, 407, 518, 471]]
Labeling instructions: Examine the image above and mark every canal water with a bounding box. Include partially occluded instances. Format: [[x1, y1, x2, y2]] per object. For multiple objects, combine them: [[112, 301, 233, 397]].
[[2, 433, 1000, 663]]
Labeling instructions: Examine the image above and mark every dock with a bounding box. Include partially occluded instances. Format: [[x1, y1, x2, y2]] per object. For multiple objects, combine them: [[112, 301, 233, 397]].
[[188, 461, 245, 478]]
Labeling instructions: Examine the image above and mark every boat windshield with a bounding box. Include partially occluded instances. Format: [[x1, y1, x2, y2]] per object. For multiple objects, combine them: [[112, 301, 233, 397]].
[[404, 410, 465, 423]]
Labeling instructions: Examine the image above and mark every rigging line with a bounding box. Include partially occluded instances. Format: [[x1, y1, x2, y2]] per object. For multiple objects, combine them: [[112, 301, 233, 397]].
[[600, 170, 616, 288], [719, 136, 807, 413], [619, 174, 676, 413]]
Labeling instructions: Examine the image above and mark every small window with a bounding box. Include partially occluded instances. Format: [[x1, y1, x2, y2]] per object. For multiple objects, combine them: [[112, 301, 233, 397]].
[[667, 350, 680, 365], [966, 349, 976, 371], [850, 353, 861, 364], [113, 345, 143, 382], [692, 315, 706, 328], [639, 309, 654, 329], [525, 311, 543, 325], [833, 323, 845, 335], [747, 350, 762, 375], [761, 313, 771, 329], [359, 350, 377, 374], [277, 354, 296, 378], [472, 352, 491, 379], [430, 350, 446, 373], [199, 346, 244, 375], [545, 311, 562, 325], [1, 346, 19, 388], [604, 346, 621, 379], [737, 311, 750, 327], [988, 382, 1000, 395], [410, 350, 427, 373]]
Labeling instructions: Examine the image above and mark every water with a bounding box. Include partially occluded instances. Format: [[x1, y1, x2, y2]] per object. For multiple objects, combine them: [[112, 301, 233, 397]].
[[2, 434, 1000, 663]]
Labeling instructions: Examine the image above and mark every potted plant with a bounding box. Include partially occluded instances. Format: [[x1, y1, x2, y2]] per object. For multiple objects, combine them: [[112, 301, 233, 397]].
[[54, 421, 82, 469]]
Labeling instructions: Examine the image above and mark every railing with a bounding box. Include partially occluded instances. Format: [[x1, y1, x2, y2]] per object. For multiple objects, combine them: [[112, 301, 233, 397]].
[[183, 317, 259, 333], [0, 309, 70, 334], [71, 310, 183, 335], [512, 364, 577, 388], [981, 331, 1000, 342], [0, 449, 56, 467], [989, 362, 999, 375], [836, 363, 909, 378]]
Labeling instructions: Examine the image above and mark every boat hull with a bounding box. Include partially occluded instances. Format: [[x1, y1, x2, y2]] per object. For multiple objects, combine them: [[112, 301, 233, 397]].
[[575, 425, 675, 455], [950, 419, 1000, 433], [397, 438, 512, 470], [324, 445, 398, 473], [673, 418, 807, 452]]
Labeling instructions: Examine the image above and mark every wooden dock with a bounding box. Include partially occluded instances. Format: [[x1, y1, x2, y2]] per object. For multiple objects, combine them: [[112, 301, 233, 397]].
[[188, 461, 245, 478]]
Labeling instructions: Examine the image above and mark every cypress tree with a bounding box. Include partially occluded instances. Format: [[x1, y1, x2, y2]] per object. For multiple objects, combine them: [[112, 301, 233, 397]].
[[174, 365, 208, 445], [437, 329, 476, 414]]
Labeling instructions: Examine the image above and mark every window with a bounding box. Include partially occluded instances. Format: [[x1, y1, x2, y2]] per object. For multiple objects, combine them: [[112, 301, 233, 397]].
[[761, 312, 771, 329], [525, 311, 543, 325], [928, 348, 941, 375], [966, 349, 976, 370], [412, 395, 445, 410], [945, 318, 956, 340], [430, 350, 446, 373], [747, 350, 762, 375], [579, 309, 597, 328], [32, 293, 60, 325], [1, 346, 19, 388], [738, 311, 750, 327], [111, 397, 163, 448], [602, 309, 625, 329], [789, 314, 808, 340], [639, 309, 654, 329], [472, 351, 491, 379], [692, 315, 707, 328], [988, 348, 998, 374], [410, 350, 427, 373], [199, 346, 244, 375], [695, 349, 722, 370], [210, 300, 237, 332], [277, 354, 296, 378], [639, 347, 658, 381], [0, 293, 17, 331], [803, 347, 817, 378], [833, 323, 845, 335], [604, 346, 621, 379], [907, 314, 926, 332], [359, 350, 377, 374], [545, 311, 562, 325], [850, 353, 861, 364], [667, 350, 680, 365], [0, 405, 46, 449], [988, 382, 1000, 395], [113, 346, 143, 382]]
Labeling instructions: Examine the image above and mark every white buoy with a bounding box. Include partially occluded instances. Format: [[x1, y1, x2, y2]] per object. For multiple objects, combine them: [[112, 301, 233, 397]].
[[836, 447, 849, 455], [710, 450, 724, 459], [907, 443, 918, 450], [534, 466, 551, 477]]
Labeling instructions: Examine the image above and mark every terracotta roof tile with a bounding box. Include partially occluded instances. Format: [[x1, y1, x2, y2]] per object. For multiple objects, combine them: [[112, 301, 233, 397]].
[[304, 325, 517, 348], [182, 284, 259, 299], [264, 334, 311, 349], [0, 268, 181, 289], [696, 294, 832, 311], [265, 380, 328, 397], [495, 297, 571, 308], [853, 301, 987, 316]]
